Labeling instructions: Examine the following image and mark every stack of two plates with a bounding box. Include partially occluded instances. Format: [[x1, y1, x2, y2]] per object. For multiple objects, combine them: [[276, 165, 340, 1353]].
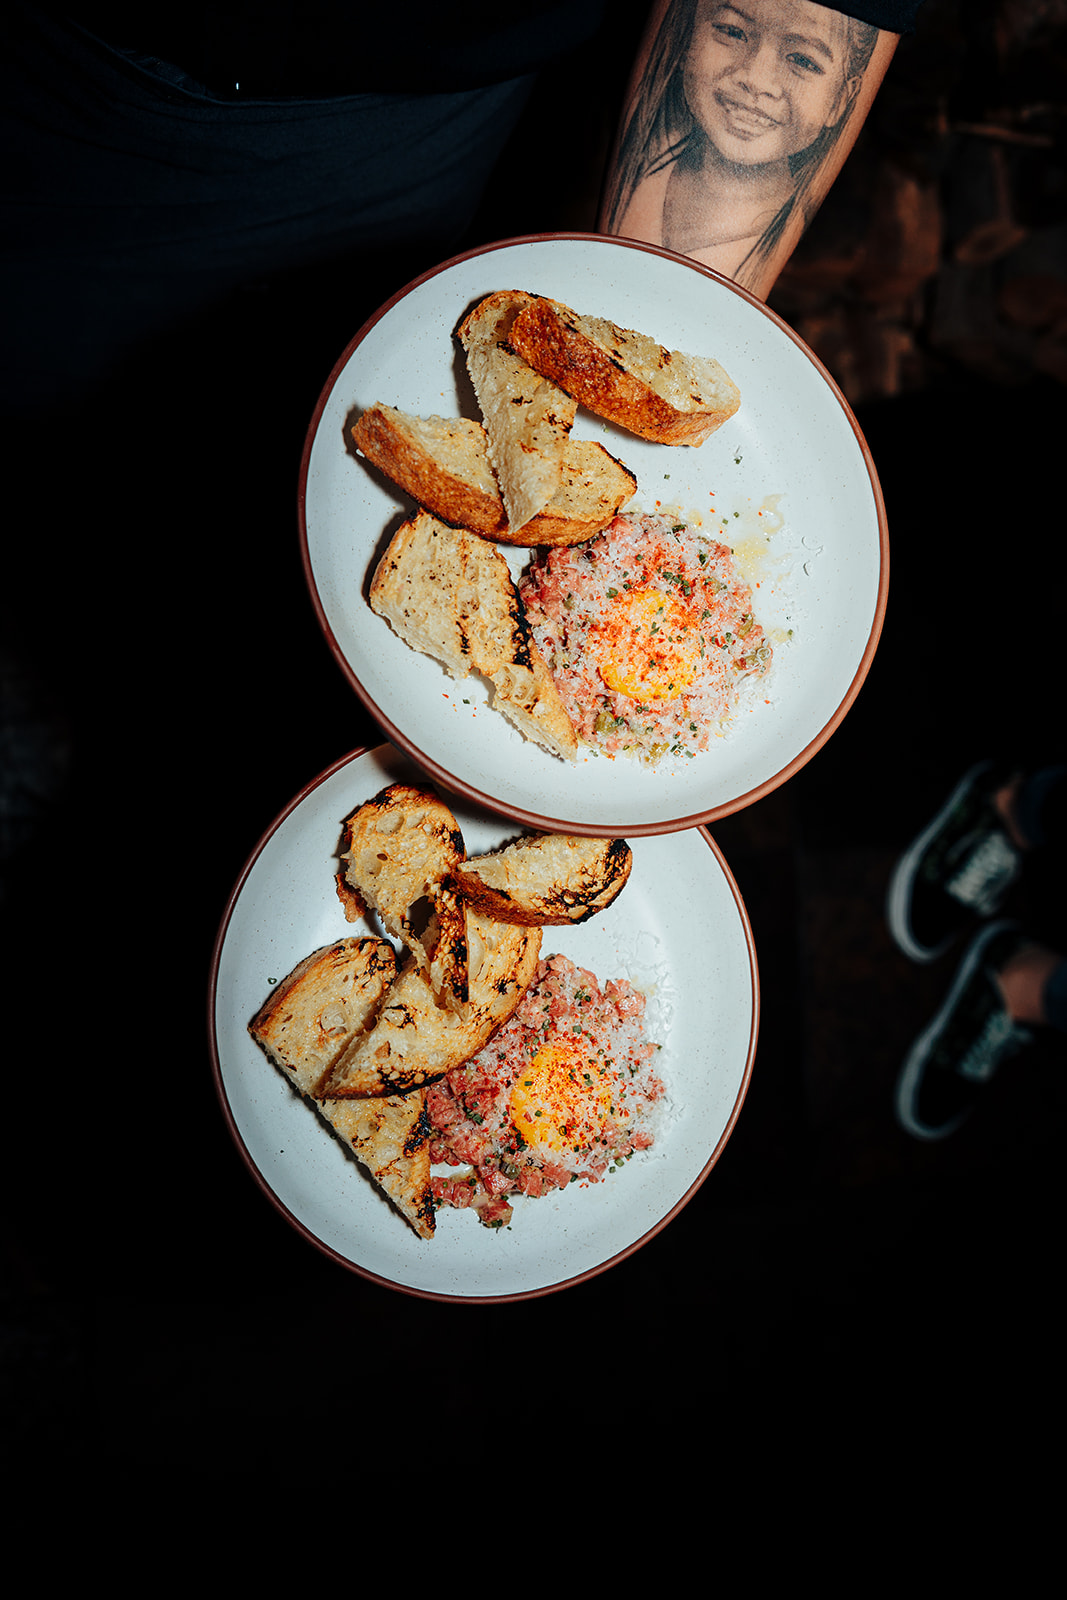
[[209, 235, 888, 1301]]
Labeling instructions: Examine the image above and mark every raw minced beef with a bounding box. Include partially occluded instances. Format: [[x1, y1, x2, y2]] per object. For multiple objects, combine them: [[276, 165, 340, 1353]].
[[518, 510, 771, 762], [427, 953, 665, 1229]]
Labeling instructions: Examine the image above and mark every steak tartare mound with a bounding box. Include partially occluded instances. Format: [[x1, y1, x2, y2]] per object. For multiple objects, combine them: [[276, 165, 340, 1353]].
[[518, 511, 771, 762], [427, 954, 665, 1230]]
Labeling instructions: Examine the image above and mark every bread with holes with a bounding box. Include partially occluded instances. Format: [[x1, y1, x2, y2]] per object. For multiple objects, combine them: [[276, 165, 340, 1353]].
[[248, 937, 436, 1239], [369, 510, 578, 761], [338, 783, 468, 1010], [455, 289, 577, 532], [351, 402, 635, 546], [319, 908, 542, 1098], [449, 833, 633, 926], [508, 294, 740, 446]]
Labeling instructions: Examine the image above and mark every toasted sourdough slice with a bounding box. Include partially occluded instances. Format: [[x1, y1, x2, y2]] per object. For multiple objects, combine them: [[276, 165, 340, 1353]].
[[528, 440, 637, 548], [351, 403, 636, 547], [339, 783, 468, 1010], [320, 910, 542, 1099], [456, 290, 578, 531], [508, 295, 741, 446], [352, 409, 501, 535], [370, 510, 578, 761], [248, 938, 436, 1239], [449, 834, 633, 926]]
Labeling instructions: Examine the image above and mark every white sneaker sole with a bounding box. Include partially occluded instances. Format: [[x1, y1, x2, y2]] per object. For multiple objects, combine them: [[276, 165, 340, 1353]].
[[894, 919, 1019, 1141], [886, 760, 995, 964]]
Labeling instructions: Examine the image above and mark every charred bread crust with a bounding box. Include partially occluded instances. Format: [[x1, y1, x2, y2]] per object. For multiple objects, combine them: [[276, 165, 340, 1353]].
[[427, 893, 469, 1012], [455, 289, 577, 532], [249, 937, 398, 1098], [507, 295, 741, 447], [248, 938, 437, 1239], [351, 402, 636, 548], [325, 1090, 436, 1239], [319, 913, 542, 1099], [339, 782, 468, 1008], [369, 511, 578, 761], [352, 407, 505, 537], [335, 873, 367, 922], [448, 835, 633, 926], [514, 440, 637, 548]]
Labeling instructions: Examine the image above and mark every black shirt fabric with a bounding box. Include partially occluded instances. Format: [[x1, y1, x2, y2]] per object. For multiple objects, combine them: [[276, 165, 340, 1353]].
[[837, 1, 924, 30], [44, 2, 612, 95], [45, 1, 923, 98]]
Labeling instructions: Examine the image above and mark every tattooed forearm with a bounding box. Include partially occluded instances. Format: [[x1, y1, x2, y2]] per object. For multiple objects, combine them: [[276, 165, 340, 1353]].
[[600, 1, 899, 300]]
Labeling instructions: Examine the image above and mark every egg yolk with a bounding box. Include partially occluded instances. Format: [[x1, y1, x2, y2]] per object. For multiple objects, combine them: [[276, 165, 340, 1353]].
[[509, 1040, 621, 1158], [590, 586, 701, 704]]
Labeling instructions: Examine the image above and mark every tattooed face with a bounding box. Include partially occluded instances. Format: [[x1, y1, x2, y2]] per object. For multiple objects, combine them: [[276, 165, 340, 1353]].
[[684, 0, 858, 167]]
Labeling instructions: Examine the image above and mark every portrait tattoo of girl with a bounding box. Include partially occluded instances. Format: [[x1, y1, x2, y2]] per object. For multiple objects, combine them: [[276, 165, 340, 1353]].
[[602, 2, 894, 299]]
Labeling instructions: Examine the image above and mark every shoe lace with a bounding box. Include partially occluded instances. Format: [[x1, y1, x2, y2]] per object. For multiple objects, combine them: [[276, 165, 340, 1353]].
[[957, 1002, 1025, 1083], [946, 829, 1019, 915]]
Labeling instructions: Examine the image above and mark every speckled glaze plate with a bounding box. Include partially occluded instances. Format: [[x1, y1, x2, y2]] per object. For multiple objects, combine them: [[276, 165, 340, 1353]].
[[208, 744, 757, 1301], [299, 233, 887, 836]]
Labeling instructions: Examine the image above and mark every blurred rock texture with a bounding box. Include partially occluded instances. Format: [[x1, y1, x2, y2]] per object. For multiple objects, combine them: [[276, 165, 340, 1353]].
[[768, 0, 1067, 403]]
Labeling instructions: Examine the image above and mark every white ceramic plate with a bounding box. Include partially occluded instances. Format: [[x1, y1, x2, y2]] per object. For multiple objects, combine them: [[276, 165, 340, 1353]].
[[208, 744, 757, 1301], [299, 233, 887, 836]]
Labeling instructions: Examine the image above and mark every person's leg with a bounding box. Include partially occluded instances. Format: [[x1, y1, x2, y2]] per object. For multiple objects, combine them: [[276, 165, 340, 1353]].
[[1041, 957, 1067, 1033], [886, 760, 1024, 963], [996, 940, 1066, 1025], [1010, 764, 1067, 852], [895, 924, 1066, 1142], [886, 759, 1067, 964]]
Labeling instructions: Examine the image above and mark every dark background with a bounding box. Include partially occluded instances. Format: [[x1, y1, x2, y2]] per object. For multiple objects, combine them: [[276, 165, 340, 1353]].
[[3, 0, 1065, 1481]]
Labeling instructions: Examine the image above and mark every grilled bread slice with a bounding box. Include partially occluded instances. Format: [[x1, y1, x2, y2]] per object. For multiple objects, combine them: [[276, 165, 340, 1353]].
[[524, 440, 637, 547], [369, 510, 578, 761], [249, 937, 398, 1097], [351, 402, 636, 547], [456, 289, 578, 532], [248, 938, 437, 1239], [449, 833, 633, 926], [353, 409, 502, 535], [339, 783, 468, 1010], [319, 909, 542, 1099], [508, 295, 741, 446]]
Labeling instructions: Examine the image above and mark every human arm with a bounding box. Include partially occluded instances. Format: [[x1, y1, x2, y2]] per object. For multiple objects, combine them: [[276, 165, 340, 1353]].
[[598, 1, 907, 301]]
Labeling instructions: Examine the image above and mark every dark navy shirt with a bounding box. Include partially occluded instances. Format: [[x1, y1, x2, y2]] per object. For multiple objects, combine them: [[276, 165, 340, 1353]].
[[46, 2, 925, 99]]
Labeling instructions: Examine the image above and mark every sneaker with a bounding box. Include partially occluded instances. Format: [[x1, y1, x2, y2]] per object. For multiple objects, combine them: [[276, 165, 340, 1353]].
[[886, 760, 1022, 963], [894, 921, 1031, 1141]]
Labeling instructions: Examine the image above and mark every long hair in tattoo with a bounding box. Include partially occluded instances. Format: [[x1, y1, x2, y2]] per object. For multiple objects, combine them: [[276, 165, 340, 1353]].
[[604, 1, 878, 290]]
